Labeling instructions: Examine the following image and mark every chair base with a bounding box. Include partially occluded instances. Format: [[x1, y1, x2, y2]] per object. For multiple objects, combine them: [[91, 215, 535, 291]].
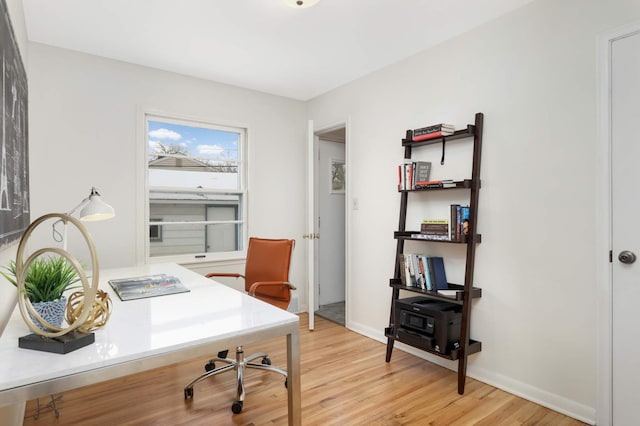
[[184, 346, 287, 413]]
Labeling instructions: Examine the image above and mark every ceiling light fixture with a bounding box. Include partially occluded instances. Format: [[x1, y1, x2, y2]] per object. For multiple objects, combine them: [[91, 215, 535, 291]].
[[282, 0, 321, 8]]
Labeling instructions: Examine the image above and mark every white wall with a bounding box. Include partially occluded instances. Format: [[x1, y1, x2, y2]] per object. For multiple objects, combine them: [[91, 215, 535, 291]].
[[307, 0, 640, 423], [26, 43, 308, 308]]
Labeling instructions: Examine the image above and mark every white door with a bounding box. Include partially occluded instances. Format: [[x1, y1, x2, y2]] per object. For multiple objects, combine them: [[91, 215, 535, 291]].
[[317, 139, 345, 306], [611, 29, 640, 425], [306, 120, 317, 330]]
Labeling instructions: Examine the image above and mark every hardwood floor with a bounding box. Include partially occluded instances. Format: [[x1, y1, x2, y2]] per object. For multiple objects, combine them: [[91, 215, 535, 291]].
[[23, 314, 586, 425]]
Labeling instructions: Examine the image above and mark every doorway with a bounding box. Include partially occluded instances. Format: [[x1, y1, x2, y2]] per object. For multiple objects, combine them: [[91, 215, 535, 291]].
[[314, 127, 346, 326]]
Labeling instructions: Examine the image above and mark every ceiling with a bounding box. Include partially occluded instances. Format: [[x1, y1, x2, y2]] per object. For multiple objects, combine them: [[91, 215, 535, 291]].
[[22, 0, 535, 101]]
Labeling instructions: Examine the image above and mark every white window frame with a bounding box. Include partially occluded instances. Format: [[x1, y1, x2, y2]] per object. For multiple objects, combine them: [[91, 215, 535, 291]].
[[141, 111, 248, 264]]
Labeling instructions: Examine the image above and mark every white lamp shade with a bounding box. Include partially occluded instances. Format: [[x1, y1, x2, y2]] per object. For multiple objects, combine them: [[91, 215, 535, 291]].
[[80, 194, 115, 222]]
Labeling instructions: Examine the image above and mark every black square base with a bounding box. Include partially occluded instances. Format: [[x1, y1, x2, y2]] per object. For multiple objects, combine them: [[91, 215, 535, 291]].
[[18, 331, 95, 354]]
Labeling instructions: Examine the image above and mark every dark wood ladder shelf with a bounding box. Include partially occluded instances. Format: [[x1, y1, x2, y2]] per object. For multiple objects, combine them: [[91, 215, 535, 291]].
[[385, 112, 484, 395]]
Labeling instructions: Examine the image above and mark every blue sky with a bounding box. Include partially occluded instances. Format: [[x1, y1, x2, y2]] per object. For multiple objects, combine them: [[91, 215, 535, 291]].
[[147, 120, 238, 160]]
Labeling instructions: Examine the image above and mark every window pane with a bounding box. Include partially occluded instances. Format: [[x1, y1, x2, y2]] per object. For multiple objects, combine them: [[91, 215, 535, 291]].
[[148, 120, 240, 190], [149, 192, 242, 222], [149, 223, 244, 257]]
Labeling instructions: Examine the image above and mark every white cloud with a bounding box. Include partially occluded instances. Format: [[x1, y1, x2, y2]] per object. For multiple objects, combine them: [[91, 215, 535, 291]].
[[149, 128, 181, 140], [148, 140, 163, 151], [198, 144, 225, 156]]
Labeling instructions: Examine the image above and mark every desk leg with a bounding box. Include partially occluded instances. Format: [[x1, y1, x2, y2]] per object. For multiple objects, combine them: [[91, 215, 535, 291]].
[[0, 401, 26, 425], [287, 327, 301, 426]]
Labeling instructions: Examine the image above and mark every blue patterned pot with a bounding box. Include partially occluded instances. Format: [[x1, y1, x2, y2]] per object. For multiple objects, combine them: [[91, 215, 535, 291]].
[[30, 296, 67, 331]]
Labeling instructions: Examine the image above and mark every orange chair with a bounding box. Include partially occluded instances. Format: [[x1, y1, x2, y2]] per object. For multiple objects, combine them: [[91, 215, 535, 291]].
[[183, 237, 296, 414]]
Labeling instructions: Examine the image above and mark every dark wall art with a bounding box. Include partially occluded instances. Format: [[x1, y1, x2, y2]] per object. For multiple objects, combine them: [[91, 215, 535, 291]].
[[0, 0, 29, 249]]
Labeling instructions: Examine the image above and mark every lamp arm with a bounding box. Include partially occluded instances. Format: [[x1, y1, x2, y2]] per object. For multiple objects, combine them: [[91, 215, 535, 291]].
[[51, 198, 90, 242]]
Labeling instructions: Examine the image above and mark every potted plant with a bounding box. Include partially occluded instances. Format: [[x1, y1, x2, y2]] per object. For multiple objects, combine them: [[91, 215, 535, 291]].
[[2, 255, 81, 330]]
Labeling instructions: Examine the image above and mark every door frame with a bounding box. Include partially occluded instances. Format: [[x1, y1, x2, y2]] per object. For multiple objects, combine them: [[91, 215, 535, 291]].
[[307, 118, 350, 330], [596, 20, 640, 426]]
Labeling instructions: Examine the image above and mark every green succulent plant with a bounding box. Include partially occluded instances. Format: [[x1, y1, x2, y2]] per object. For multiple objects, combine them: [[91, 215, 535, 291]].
[[1, 256, 82, 303]]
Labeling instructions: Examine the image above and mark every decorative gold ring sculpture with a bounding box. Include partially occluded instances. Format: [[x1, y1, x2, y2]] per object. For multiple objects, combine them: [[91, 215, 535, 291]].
[[15, 213, 100, 338]]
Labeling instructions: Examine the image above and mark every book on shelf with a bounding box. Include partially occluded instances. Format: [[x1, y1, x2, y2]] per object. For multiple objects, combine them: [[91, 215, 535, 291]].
[[108, 273, 190, 301], [413, 161, 432, 187], [397, 159, 413, 191], [398, 160, 432, 191], [411, 254, 426, 289], [461, 205, 470, 239], [420, 220, 449, 235], [397, 253, 447, 291], [413, 123, 455, 136], [413, 130, 455, 142], [411, 233, 450, 241], [420, 255, 433, 291], [398, 254, 409, 287], [427, 257, 449, 290], [415, 179, 456, 189], [449, 204, 471, 242], [450, 204, 460, 241], [402, 253, 417, 287]]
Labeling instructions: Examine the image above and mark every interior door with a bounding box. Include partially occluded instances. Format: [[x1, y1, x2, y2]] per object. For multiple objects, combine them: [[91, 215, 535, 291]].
[[306, 120, 316, 330], [611, 29, 640, 425]]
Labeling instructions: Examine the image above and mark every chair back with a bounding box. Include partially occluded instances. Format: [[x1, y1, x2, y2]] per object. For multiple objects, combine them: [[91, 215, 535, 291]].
[[244, 237, 294, 309]]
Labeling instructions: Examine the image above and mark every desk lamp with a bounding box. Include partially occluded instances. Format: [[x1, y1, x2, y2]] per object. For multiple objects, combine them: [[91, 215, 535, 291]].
[[14, 187, 115, 353], [53, 187, 115, 248]]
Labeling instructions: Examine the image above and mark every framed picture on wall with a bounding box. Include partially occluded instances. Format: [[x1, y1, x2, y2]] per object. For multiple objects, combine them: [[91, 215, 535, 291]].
[[0, 0, 30, 249], [330, 159, 345, 194]]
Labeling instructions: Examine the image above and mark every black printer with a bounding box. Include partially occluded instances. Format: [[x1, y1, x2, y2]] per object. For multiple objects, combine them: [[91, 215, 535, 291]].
[[394, 296, 462, 354]]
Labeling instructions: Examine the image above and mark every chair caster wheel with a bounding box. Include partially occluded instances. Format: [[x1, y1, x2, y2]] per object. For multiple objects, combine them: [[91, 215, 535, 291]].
[[184, 387, 194, 399], [285, 378, 288, 388], [231, 400, 243, 414], [205, 361, 216, 372], [261, 357, 271, 365]]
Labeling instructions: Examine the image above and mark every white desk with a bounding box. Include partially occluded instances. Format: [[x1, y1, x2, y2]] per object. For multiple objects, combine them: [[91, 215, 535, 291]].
[[0, 263, 301, 425]]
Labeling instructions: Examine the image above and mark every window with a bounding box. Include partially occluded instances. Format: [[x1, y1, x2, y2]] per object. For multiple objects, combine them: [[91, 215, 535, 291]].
[[145, 114, 246, 261]]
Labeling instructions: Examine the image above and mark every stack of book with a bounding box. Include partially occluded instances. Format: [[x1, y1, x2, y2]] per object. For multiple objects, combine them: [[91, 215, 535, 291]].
[[414, 219, 449, 241], [414, 179, 456, 189], [398, 253, 448, 291], [411, 123, 455, 142]]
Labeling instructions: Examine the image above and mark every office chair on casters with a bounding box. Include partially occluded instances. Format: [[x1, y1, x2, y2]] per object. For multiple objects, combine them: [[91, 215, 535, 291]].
[[183, 237, 296, 414]]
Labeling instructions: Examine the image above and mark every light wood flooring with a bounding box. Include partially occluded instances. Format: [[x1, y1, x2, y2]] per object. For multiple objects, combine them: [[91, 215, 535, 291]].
[[23, 314, 586, 425]]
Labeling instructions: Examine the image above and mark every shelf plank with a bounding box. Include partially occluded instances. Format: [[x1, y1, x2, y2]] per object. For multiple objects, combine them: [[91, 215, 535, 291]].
[[398, 179, 477, 192], [394, 231, 482, 244], [385, 327, 482, 361], [389, 279, 482, 301]]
